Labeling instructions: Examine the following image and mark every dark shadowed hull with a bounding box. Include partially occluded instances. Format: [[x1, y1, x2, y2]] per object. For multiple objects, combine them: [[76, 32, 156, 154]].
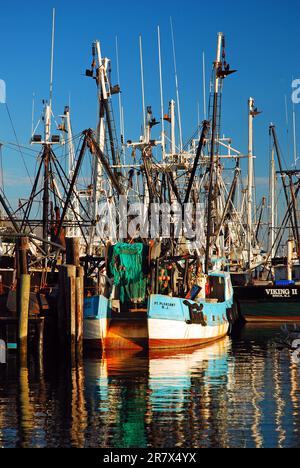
[[234, 285, 300, 322]]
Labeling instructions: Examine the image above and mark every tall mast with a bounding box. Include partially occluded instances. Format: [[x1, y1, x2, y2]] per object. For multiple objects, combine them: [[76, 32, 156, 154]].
[[293, 101, 298, 167], [115, 36, 125, 163], [60, 106, 80, 238], [202, 51, 207, 120], [157, 26, 166, 160], [89, 40, 107, 252], [43, 8, 56, 257], [49, 8, 55, 114], [170, 99, 176, 156], [170, 17, 183, 152], [247, 98, 261, 271], [269, 145, 276, 259], [270, 124, 298, 247], [139, 35, 146, 140], [204, 32, 223, 275], [247, 97, 254, 270], [205, 33, 236, 274]]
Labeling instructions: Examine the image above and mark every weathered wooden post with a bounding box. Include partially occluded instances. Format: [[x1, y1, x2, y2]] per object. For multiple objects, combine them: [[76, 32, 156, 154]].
[[57, 266, 66, 348], [59, 238, 84, 363], [66, 237, 80, 267], [16, 237, 30, 366]]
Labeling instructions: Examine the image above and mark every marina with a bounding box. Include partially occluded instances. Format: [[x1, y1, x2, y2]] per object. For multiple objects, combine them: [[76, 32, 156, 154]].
[[0, 0, 299, 451]]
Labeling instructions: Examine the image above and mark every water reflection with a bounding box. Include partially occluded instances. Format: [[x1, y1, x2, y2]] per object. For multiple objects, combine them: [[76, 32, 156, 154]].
[[0, 325, 300, 448]]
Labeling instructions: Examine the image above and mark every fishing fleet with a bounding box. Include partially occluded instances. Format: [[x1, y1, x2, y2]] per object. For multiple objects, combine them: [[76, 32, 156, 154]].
[[0, 10, 299, 357]]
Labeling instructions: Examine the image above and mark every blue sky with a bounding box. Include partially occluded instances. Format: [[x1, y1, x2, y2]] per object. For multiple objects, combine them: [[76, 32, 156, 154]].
[[0, 0, 299, 207]]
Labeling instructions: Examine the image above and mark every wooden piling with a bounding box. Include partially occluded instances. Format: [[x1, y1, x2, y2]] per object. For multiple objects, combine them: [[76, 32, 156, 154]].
[[16, 237, 30, 366], [16, 237, 29, 277], [57, 267, 65, 348], [58, 264, 77, 362], [58, 238, 84, 362], [18, 274, 31, 365], [66, 237, 80, 267]]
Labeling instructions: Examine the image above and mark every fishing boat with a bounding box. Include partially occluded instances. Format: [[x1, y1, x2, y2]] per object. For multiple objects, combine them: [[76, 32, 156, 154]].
[[234, 284, 300, 323], [234, 246, 300, 323], [234, 125, 300, 323], [147, 272, 233, 349], [83, 241, 236, 350], [83, 32, 239, 350]]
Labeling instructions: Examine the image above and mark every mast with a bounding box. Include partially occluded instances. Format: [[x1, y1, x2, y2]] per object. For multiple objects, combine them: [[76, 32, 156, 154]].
[[269, 145, 276, 258], [60, 106, 80, 238], [139, 35, 146, 140], [41, 8, 56, 259], [247, 98, 254, 270], [204, 33, 223, 275], [247, 98, 261, 271], [170, 99, 176, 156], [202, 51, 207, 120], [205, 32, 236, 274], [157, 26, 166, 160], [88, 40, 107, 252], [293, 101, 298, 167], [170, 18, 183, 152], [270, 124, 298, 248]]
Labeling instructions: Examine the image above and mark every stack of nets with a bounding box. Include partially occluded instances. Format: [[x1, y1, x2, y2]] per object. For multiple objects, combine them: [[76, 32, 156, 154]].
[[108, 243, 149, 304]]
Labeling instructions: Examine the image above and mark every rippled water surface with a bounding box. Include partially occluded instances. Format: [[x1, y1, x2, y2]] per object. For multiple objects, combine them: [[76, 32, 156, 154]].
[[0, 324, 300, 448]]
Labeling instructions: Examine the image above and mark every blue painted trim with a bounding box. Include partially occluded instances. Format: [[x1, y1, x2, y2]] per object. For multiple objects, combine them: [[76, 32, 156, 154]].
[[84, 295, 109, 320], [7, 343, 17, 350], [148, 294, 231, 327]]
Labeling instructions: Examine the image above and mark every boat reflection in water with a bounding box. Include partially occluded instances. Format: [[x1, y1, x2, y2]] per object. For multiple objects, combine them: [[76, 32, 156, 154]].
[[83, 327, 300, 449], [84, 338, 232, 448], [1, 326, 300, 448]]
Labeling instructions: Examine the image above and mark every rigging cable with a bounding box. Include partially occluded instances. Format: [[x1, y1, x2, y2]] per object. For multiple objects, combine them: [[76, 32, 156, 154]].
[[5, 103, 33, 184]]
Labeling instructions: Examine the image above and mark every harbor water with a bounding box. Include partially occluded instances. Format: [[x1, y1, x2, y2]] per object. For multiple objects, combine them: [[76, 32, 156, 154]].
[[0, 324, 300, 449]]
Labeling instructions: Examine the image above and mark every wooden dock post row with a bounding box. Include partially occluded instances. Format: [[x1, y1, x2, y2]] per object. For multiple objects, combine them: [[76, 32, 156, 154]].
[[58, 238, 84, 362]]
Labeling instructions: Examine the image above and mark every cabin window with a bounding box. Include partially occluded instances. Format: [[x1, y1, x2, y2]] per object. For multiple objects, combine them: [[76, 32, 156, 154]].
[[207, 276, 225, 303]]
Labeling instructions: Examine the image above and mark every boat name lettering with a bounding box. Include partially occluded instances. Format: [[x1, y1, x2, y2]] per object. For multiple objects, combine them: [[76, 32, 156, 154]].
[[265, 289, 298, 298], [153, 301, 176, 309]]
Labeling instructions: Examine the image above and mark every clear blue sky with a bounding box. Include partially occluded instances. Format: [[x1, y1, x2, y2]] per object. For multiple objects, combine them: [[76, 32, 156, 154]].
[[0, 0, 299, 207]]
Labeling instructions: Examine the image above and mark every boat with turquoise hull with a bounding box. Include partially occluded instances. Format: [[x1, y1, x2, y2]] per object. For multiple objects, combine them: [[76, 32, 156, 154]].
[[148, 272, 233, 349], [83, 264, 235, 351]]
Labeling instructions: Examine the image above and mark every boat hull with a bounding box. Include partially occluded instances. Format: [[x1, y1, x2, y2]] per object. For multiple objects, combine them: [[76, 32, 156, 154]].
[[148, 319, 228, 349], [103, 315, 148, 351], [83, 295, 231, 351], [148, 295, 230, 349], [234, 285, 300, 322], [83, 296, 110, 349]]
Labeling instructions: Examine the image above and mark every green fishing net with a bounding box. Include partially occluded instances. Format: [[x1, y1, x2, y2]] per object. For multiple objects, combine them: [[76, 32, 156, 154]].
[[108, 243, 149, 304]]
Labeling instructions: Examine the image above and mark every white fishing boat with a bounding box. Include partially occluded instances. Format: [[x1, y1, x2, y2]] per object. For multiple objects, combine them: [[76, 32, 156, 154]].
[[83, 243, 235, 351]]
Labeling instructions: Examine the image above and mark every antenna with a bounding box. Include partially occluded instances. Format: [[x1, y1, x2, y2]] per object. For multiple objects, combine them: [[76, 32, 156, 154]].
[[202, 51, 207, 120], [170, 17, 183, 152], [121, 105, 125, 164], [293, 101, 298, 167], [115, 37, 123, 142], [284, 94, 290, 160], [197, 101, 200, 139], [49, 8, 55, 112], [139, 35, 146, 139], [157, 25, 165, 159], [31, 92, 35, 138]]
